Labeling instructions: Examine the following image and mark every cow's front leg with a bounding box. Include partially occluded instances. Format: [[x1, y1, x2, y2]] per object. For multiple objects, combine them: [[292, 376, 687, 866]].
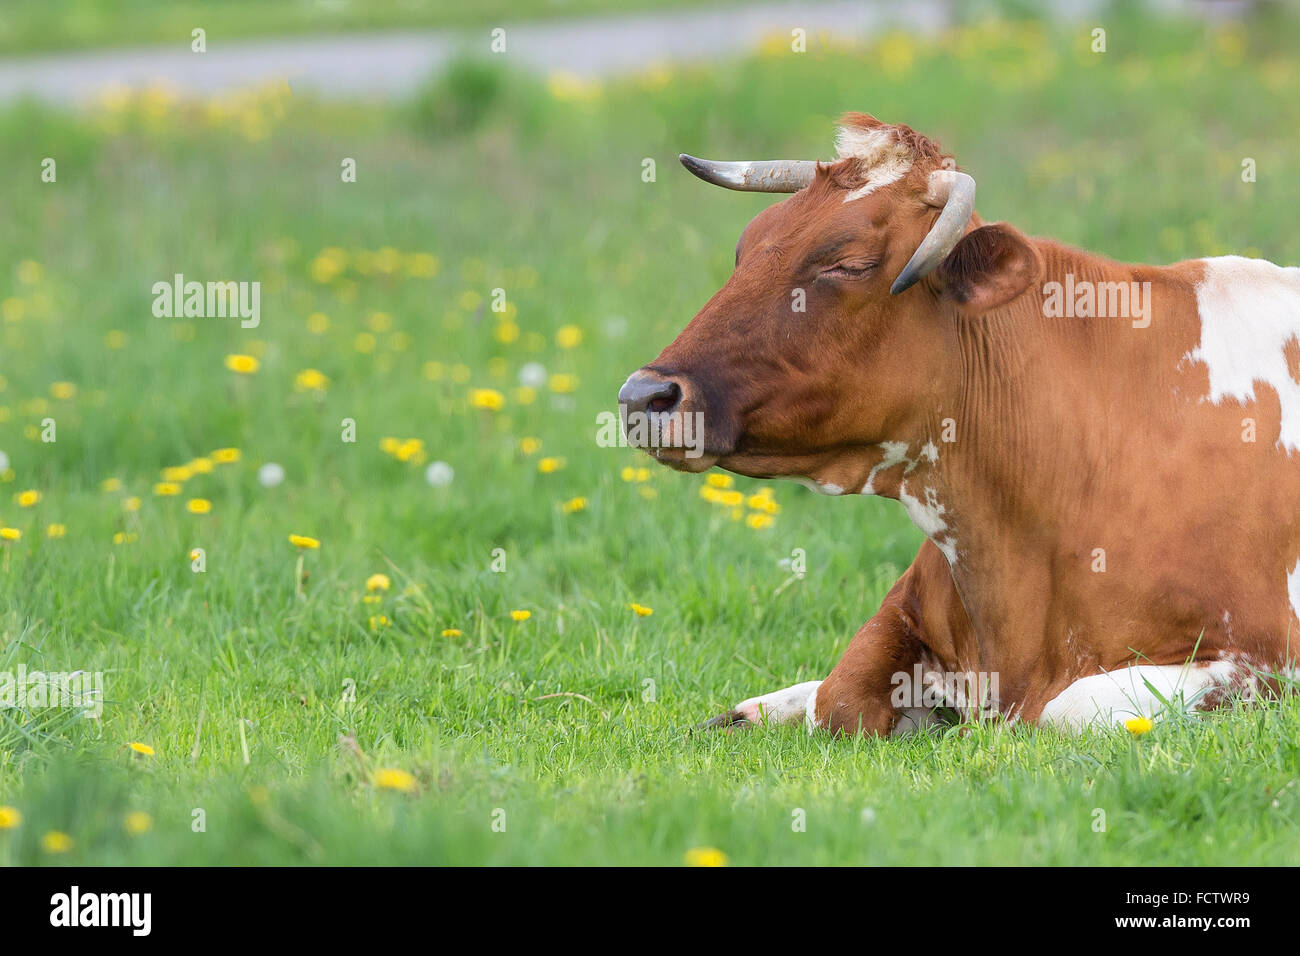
[[700, 540, 969, 735], [698, 680, 824, 731], [698, 610, 921, 735], [814, 541, 971, 734]]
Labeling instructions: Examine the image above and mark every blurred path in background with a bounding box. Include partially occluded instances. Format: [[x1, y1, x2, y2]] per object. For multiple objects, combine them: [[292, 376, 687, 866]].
[[0, 0, 1245, 105], [0, 0, 978, 104]]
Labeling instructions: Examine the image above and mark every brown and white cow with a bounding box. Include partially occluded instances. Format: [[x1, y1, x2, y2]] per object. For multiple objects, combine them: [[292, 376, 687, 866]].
[[619, 112, 1300, 734]]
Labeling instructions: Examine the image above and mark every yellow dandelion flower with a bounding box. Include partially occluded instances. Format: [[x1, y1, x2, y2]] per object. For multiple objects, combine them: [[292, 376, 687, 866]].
[[353, 332, 376, 354], [719, 490, 744, 507], [362, 595, 382, 605], [189, 457, 214, 474], [224, 353, 260, 374], [16, 489, 40, 507], [41, 831, 73, 854], [186, 498, 212, 515], [154, 482, 181, 497], [555, 325, 583, 349], [366, 573, 391, 592], [124, 811, 153, 836], [307, 311, 330, 334], [374, 768, 418, 793], [45, 524, 66, 538], [309, 249, 346, 284], [211, 447, 241, 464], [685, 846, 728, 867], [746, 513, 774, 530], [49, 381, 77, 400], [628, 603, 654, 616], [368, 615, 390, 629], [161, 465, 192, 483], [294, 368, 329, 392], [16, 259, 43, 285], [0, 528, 21, 542], [100, 477, 123, 493], [469, 387, 506, 411], [494, 321, 520, 344], [514, 386, 537, 405], [639, 486, 658, 500], [128, 741, 155, 756], [537, 456, 566, 474], [520, 437, 542, 455], [548, 373, 578, 393], [441, 628, 463, 638], [112, 531, 138, 544], [123, 496, 141, 512], [395, 438, 424, 463], [0, 806, 21, 829], [405, 252, 440, 278], [288, 534, 320, 549], [510, 609, 532, 622], [706, 474, 733, 489], [379, 436, 402, 456], [561, 496, 588, 514], [1124, 716, 1154, 736]]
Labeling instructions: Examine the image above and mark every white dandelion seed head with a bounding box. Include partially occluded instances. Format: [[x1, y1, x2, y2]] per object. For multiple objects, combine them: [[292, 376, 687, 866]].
[[426, 461, 454, 487], [258, 462, 285, 487], [518, 362, 548, 388]]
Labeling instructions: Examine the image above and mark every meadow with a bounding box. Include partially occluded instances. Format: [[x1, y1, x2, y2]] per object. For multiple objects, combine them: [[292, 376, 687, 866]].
[[3, 12, 1300, 865]]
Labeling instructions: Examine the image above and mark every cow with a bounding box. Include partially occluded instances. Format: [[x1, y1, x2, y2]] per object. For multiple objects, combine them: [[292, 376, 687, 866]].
[[618, 111, 1300, 735]]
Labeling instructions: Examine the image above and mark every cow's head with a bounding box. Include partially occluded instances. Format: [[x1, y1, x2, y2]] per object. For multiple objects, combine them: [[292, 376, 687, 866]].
[[619, 113, 1039, 492]]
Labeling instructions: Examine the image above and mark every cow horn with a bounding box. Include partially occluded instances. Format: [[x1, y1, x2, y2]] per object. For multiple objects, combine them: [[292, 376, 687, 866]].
[[679, 154, 819, 192], [890, 170, 977, 295]]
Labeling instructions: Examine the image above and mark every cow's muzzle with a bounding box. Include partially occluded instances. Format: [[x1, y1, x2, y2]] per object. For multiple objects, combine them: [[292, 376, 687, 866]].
[[617, 368, 720, 471]]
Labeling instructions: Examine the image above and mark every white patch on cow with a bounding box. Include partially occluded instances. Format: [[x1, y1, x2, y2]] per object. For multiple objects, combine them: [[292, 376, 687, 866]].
[[919, 441, 940, 464], [733, 680, 822, 727], [1039, 659, 1244, 731], [805, 684, 822, 733], [1188, 255, 1300, 453], [860, 440, 911, 494], [898, 480, 958, 566], [835, 125, 914, 203]]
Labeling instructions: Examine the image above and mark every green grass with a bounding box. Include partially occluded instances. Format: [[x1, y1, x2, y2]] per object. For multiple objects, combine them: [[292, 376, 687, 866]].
[[3, 12, 1300, 865], [0, 0, 747, 56]]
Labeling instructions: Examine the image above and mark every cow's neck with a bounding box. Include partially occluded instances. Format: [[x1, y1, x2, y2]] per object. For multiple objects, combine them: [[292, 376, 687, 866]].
[[862, 240, 1192, 686]]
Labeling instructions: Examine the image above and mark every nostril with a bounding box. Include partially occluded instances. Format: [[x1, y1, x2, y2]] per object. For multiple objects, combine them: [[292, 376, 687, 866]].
[[647, 382, 681, 414], [619, 372, 683, 415]]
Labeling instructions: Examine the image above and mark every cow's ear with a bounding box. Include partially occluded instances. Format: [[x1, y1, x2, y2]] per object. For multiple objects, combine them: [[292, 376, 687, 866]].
[[934, 223, 1040, 312]]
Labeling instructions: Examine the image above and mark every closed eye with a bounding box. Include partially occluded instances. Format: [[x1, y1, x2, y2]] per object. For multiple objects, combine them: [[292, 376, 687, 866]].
[[819, 261, 877, 281]]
